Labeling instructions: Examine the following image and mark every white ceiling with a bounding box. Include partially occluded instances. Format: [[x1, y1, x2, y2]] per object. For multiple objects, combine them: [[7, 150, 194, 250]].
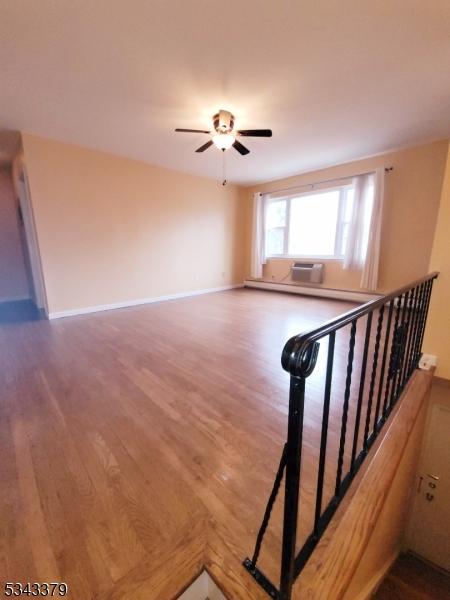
[[0, 1, 449, 185]]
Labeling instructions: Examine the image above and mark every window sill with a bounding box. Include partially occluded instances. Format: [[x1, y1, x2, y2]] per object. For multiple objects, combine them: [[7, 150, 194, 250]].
[[266, 255, 344, 261]]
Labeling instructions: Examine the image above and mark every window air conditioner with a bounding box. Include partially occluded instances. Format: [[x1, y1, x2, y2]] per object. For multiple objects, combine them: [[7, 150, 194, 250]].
[[291, 262, 324, 284]]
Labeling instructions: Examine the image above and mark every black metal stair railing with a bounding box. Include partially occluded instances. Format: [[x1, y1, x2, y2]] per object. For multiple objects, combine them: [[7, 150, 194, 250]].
[[243, 272, 438, 600]]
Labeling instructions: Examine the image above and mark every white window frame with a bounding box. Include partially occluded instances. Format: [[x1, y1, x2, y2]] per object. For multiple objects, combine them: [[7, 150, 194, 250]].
[[265, 184, 354, 260]]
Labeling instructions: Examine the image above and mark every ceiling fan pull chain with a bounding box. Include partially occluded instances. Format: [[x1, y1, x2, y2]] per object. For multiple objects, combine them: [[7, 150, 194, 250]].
[[222, 149, 227, 186]]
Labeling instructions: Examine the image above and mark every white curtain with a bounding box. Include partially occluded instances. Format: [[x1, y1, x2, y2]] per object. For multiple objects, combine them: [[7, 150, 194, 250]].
[[343, 172, 373, 270], [250, 192, 266, 279], [361, 168, 385, 291], [343, 168, 385, 291]]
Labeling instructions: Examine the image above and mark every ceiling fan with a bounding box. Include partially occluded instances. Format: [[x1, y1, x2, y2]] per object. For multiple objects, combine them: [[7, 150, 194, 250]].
[[175, 109, 272, 155]]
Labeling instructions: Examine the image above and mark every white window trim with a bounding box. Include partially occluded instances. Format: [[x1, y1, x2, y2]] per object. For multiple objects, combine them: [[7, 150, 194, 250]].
[[265, 184, 353, 260]]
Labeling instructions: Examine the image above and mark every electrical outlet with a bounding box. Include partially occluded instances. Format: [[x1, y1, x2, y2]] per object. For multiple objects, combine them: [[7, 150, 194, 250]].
[[419, 354, 437, 370]]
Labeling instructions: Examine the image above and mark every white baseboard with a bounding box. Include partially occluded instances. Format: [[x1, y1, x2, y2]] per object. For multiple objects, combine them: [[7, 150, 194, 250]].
[[48, 284, 244, 320], [244, 279, 380, 303]]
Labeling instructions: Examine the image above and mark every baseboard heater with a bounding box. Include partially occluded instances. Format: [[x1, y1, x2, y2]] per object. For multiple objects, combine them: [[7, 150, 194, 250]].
[[244, 279, 381, 303], [291, 262, 324, 284]]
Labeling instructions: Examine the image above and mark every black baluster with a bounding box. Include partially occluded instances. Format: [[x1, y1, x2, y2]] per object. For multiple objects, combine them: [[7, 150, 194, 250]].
[[373, 300, 394, 432], [249, 444, 287, 569], [363, 305, 384, 450], [412, 283, 426, 367], [279, 375, 306, 600], [394, 289, 411, 400], [389, 295, 405, 407], [400, 290, 413, 390], [404, 285, 419, 382], [314, 332, 335, 536], [335, 321, 357, 497], [397, 290, 413, 392], [410, 284, 424, 371], [417, 279, 434, 359], [350, 313, 372, 474], [383, 294, 402, 417]]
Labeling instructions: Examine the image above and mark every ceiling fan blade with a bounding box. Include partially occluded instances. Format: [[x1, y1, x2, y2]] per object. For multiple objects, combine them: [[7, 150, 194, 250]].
[[237, 129, 272, 137], [195, 140, 214, 153], [175, 128, 211, 134], [233, 140, 250, 155]]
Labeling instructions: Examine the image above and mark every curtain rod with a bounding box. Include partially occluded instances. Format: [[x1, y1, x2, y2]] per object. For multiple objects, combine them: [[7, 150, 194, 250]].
[[262, 166, 393, 196]]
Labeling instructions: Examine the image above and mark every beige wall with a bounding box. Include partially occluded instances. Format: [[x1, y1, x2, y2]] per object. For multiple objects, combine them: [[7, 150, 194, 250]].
[[423, 142, 450, 380], [21, 134, 247, 315], [19, 134, 449, 319], [246, 141, 448, 293], [0, 168, 29, 302]]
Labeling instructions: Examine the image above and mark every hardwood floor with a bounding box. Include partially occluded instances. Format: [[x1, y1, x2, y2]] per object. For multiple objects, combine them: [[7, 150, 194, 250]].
[[0, 288, 360, 598], [374, 553, 450, 600]]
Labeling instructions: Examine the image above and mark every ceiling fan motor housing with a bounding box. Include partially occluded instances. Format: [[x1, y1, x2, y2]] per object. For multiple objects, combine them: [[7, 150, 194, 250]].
[[214, 110, 234, 133]]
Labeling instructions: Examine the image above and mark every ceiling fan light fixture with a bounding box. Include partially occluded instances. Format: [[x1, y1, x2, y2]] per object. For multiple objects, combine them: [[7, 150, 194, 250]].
[[175, 110, 271, 156], [212, 133, 235, 150]]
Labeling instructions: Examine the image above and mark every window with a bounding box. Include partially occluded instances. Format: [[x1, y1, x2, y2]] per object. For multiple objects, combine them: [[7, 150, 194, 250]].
[[265, 185, 355, 259]]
